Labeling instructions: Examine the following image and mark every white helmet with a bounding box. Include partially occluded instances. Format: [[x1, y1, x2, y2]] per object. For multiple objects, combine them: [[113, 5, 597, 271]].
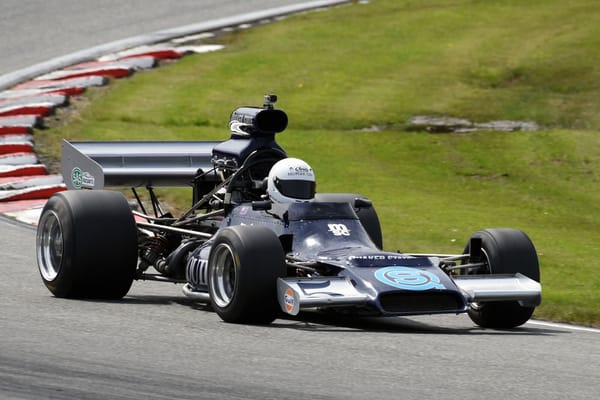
[[267, 158, 316, 204]]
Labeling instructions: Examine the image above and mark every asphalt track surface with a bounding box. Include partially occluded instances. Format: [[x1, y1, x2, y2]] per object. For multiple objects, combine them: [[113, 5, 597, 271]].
[[0, 0, 310, 75], [1, 2, 599, 399]]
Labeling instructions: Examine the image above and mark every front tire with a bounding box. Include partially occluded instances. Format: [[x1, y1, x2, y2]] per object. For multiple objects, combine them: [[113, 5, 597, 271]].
[[36, 190, 138, 299], [208, 225, 286, 324], [464, 228, 540, 329]]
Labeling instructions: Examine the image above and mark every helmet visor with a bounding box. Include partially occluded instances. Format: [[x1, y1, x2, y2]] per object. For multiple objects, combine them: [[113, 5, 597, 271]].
[[275, 178, 316, 200]]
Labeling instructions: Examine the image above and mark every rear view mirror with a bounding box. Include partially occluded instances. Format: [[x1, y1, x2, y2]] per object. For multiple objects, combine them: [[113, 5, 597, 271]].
[[354, 198, 372, 209]]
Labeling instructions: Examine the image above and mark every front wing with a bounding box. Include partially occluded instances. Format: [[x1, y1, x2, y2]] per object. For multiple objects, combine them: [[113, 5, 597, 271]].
[[277, 273, 541, 316]]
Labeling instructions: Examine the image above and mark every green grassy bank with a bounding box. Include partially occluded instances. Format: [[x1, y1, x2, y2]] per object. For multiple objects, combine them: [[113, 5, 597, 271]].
[[39, 0, 600, 326]]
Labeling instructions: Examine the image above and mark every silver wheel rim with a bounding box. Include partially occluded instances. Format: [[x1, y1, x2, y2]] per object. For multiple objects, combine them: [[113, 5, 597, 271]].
[[209, 243, 237, 308], [36, 210, 64, 281]]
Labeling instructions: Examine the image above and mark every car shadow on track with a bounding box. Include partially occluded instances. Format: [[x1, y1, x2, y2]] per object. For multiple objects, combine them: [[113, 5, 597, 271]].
[[83, 294, 564, 336], [272, 312, 563, 336], [71, 294, 206, 308]]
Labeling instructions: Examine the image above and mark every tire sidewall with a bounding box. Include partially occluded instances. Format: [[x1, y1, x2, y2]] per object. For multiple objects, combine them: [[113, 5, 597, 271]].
[[208, 225, 285, 323], [37, 193, 78, 297]]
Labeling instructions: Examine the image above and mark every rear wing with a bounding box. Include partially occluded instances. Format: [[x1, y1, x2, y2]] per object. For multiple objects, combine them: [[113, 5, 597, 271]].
[[61, 139, 222, 189]]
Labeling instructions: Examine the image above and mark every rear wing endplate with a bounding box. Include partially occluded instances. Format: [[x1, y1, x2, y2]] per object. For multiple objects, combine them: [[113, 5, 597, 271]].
[[61, 139, 222, 189]]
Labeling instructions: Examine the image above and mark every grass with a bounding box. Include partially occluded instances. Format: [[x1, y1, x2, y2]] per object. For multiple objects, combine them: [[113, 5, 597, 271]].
[[37, 0, 600, 326]]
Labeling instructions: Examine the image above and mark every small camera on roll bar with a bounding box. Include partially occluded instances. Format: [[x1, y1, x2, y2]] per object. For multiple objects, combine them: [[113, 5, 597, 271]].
[[263, 94, 277, 109]]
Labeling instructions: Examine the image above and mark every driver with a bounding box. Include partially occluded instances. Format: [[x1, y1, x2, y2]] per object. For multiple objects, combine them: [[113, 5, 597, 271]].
[[267, 158, 316, 204]]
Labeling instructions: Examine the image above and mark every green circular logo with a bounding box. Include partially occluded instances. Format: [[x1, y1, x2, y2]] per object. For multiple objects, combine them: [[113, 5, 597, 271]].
[[71, 167, 82, 189]]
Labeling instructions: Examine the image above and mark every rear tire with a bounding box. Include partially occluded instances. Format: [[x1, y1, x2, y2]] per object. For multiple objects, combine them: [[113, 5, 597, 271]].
[[314, 193, 383, 249], [208, 225, 286, 324], [36, 190, 138, 299], [464, 228, 540, 329]]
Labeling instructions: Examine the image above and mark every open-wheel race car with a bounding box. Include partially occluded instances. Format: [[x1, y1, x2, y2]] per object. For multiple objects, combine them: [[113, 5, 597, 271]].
[[36, 95, 541, 329]]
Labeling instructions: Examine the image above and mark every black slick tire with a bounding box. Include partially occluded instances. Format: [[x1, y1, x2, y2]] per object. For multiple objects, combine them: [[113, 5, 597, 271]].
[[36, 190, 138, 299], [465, 228, 540, 329], [207, 225, 286, 324]]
